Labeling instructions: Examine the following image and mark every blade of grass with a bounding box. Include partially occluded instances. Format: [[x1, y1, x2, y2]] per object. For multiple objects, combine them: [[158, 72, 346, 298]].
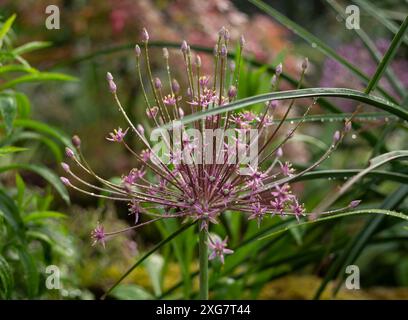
[[353, 0, 408, 46], [161, 88, 408, 129], [364, 16, 408, 94], [249, 0, 398, 103], [259, 209, 408, 240], [326, 0, 405, 98], [314, 185, 408, 299]]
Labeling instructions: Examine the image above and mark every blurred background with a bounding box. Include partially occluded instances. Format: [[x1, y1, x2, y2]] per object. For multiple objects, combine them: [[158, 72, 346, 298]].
[[0, 0, 407, 300]]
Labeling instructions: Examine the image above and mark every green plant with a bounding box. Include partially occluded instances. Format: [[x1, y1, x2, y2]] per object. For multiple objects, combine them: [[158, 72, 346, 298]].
[[0, 14, 77, 299]]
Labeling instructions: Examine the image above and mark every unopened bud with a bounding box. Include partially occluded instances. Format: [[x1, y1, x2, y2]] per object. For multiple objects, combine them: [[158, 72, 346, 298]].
[[228, 85, 237, 99], [61, 162, 70, 172], [345, 121, 352, 132], [218, 26, 226, 38], [65, 147, 74, 158], [276, 63, 283, 76], [178, 108, 184, 118], [141, 28, 149, 42], [268, 100, 278, 110], [349, 200, 361, 208], [60, 177, 70, 186], [240, 35, 245, 48], [220, 44, 227, 57], [333, 130, 341, 143], [134, 44, 141, 57], [181, 40, 188, 54], [172, 79, 180, 95], [276, 147, 283, 157], [195, 55, 201, 67], [302, 57, 309, 71], [154, 77, 162, 90], [72, 135, 81, 148], [229, 61, 236, 72], [163, 47, 169, 59]]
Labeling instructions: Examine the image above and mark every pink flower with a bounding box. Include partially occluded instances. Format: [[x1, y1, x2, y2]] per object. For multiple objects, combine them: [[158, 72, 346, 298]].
[[209, 237, 233, 264], [91, 222, 106, 248], [106, 127, 129, 142]]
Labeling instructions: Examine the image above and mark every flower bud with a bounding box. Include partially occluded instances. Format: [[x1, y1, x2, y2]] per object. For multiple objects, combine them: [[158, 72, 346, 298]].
[[106, 72, 116, 93], [213, 44, 218, 56], [106, 72, 113, 81], [302, 57, 309, 71], [268, 100, 278, 110], [218, 26, 226, 38], [229, 61, 236, 72], [178, 108, 184, 118], [333, 130, 341, 143], [349, 200, 361, 208], [240, 35, 245, 48], [181, 40, 188, 54], [72, 135, 81, 148], [277, 147, 283, 157], [172, 79, 180, 95], [345, 121, 352, 132], [61, 162, 70, 172], [65, 147, 74, 158], [60, 177, 70, 186], [224, 28, 230, 41], [195, 55, 201, 67], [141, 28, 149, 42], [163, 47, 169, 59], [220, 44, 227, 57], [154, 77, 162, 90], [228, 85, 237, 99], [134, 44, 141, 57], [275, 63, 283, 76]]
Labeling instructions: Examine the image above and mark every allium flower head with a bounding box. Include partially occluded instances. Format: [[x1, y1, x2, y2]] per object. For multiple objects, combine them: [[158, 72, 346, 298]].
[[61, 28, 354, 262]]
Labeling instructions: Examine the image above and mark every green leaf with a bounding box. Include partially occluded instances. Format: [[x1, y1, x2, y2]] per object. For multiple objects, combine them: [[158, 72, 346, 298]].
[[0, 72, 78, 90], [0, 164, 70, 204], [13, 119, 73, 148], [15, 173, 25, 208], [0, 14, 16, 44], [315, 150, 408, 212], [0, 146, 27, 156], [14, 92, 31, 118], [259, 209, 408, 240], [248, 0, 397, 103], [0, 188, 25, 240], [0, 94, 17, 135], [0, 64, 38, 75], [110, 284, 154, 300], [16, 246, 39, 298], [364, 16, 408, 94], [326, 0, 405, 97], [163, 88, 408, 128], [23, 211, 66, 223], [353, 0, 408, 46], [12, 41, 52, 55], [102, 221, 196, 299], [314, 185, 408, 299], [0, 255, 13, 299], [293, 169, 408, 184]]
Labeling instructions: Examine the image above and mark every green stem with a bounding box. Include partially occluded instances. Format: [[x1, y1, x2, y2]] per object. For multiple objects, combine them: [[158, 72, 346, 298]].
[[199, 228, 208, 300]]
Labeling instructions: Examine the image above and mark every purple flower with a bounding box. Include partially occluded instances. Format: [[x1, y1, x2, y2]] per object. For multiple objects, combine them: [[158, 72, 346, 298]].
[[91, 222, 106, 248], [209, 237, 233, 264], [106, 127, 129, 142]]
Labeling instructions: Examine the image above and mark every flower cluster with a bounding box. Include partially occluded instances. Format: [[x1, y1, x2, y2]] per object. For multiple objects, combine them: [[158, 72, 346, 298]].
[[61, 27, 356, 264]]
